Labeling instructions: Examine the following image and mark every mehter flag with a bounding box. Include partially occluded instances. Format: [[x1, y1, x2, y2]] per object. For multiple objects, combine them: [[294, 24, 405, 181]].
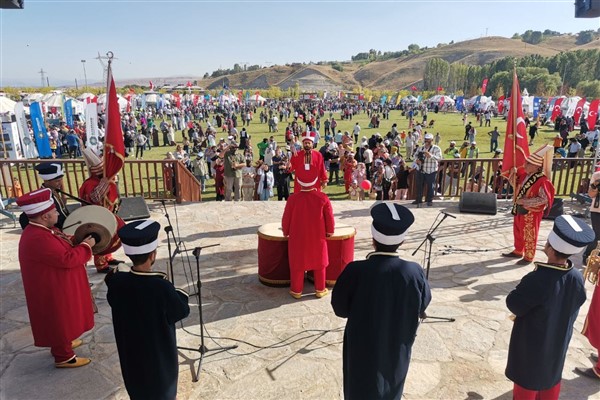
[[103, 62, 125, 182], [588, 99, 600, 129], [501, 68, 530, 178]]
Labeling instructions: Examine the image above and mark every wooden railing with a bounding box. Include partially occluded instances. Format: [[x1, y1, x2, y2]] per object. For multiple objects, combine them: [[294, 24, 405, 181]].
[[0, 159, 201, 204], [0, 157, 592, 202], [423, 158, 595, 198]]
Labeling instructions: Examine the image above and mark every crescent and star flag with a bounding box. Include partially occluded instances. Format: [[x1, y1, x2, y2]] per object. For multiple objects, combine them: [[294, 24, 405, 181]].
[[501, 68, 529, 179], [103, 62, 125, 182], [551, 98, 564, 121], [573, 97, 586, 123], [497, 95, 505, 114], [481, 78, 488, 95], [588, 99, 600, 129]]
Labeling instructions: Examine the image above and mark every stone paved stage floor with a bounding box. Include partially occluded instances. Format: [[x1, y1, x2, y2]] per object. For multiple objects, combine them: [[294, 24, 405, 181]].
[[1, 199, 598, 399]]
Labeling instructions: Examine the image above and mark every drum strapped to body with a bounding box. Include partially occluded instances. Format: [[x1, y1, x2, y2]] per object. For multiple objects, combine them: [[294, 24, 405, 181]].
[[63, 205, 123, 255]]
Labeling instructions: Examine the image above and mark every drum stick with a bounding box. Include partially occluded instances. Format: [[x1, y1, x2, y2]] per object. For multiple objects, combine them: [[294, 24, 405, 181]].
[[62, 220, 82, 231]]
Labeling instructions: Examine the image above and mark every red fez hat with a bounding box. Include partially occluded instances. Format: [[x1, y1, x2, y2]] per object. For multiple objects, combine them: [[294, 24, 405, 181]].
[[16, 188, 55, 218]]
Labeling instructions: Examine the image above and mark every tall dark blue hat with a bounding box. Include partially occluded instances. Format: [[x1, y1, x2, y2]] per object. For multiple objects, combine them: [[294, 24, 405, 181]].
[[547, 215, 594, 255], [370, 203, 415, 245], [35, 163, 64, 180], [118, 219, 161, 256]]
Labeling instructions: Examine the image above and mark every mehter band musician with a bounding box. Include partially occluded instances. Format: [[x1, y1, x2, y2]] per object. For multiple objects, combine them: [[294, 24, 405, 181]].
[[17, 188, 96, 368], [19, 163, 70, 229], [331, 203, 431, 399], [106, 219, 190, 400], [289, 130, 328, 192], [502, 144, 555, 265], [79, 144, 121, 272], [506, 215, 594, 399]]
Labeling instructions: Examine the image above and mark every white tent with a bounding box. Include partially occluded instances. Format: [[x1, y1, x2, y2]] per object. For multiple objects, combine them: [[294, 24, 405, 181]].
[[246, 95, 266, 103], [24, 93, 43, 104], [97, 93, 129, 111], [0, 95, 16, 114], [401, 95, 418, 104], [427, 95, 455, 105], [77, 93, 97, 102], [218, 93, 238, 103], [42, 93, 72, 108]]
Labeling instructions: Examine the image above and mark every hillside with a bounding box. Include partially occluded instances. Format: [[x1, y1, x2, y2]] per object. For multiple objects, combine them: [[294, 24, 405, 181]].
[[116, 34, 600, 91]]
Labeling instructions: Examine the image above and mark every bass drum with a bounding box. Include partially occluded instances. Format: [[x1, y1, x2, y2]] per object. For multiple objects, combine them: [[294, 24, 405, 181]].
[[63, 205, 122, 255], [96, 214, 125, 256]]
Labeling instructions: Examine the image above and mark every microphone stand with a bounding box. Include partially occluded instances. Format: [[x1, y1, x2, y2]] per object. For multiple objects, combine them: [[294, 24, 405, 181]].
[[161, 200, 181, 283], [412, 211, 456, 323], [177, 245, 238, 382]]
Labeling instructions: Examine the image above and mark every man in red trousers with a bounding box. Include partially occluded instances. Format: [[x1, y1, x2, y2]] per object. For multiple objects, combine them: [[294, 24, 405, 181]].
[[283, 135, 335, 299], [502, 145, 555, 265], [17, 188, 96, 368]]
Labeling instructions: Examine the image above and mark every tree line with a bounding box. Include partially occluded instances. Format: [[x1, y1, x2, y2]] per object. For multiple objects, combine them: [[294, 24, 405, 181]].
[[422, 49, 600, 98]]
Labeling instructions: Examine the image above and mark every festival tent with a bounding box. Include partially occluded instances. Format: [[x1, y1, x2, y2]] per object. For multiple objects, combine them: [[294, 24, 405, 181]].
[[0, 95, 17, 114], [400, 95, 418, 105], [77, 92, 97, 102], [97, 93, 129, 111], [43, 93, 71, 108], [24, 93, 43, 105], [246, 95, 266, 103], [465, 95, 495, 111], [218, 93, 238, 103], [427, 95, 455, 105]]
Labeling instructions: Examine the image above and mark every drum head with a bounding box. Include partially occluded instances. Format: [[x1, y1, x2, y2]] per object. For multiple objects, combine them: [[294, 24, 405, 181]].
[[257, 223, 286, 240], [330, 224, 356, 240], [63, 205, 118, 253]]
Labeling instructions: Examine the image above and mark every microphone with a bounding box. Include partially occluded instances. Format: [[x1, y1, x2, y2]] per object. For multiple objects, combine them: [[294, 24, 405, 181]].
[[441, 211, 456, 219]]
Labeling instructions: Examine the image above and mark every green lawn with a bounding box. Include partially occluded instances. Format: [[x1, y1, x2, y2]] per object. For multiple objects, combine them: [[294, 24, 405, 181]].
[[136, 108, 565, 202]]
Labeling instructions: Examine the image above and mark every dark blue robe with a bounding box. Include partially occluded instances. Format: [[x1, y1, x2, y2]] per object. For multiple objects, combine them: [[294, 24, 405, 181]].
[[331, 252, 431, 400], [106, 268, 190, 400], [505, 261, 586, 390]]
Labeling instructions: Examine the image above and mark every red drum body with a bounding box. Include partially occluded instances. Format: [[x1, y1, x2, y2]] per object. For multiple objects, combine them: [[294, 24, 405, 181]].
[[308, 224, 356, 286], [257, 223, 290, 287]]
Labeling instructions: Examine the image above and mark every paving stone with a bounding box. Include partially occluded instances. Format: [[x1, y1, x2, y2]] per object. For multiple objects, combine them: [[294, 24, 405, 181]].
[[0, 201, 598, 399]]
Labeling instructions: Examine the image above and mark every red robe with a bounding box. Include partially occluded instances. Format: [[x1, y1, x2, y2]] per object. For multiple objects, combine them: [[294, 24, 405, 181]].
[[512, 170, 555, 262], [289, 149, 328, 192], [18, 222, 94, 347], [79, 176, 120, 268], [282, 189, 335, 273], [582, 285, 600, 352]]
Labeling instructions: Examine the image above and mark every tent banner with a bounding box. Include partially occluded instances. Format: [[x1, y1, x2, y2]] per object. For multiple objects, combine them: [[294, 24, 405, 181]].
[[30, 102, 52, 158], [14, 102, 38, 158], [85, 102, 100, 153]]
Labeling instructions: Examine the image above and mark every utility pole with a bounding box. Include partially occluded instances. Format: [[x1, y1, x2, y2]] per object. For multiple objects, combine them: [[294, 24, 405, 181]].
[[38, 68, 46, 87], [81, 59, 88, 88]]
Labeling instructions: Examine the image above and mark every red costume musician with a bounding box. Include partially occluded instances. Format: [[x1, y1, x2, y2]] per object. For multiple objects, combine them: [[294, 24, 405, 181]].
[[289, 131, 328, 192], [17, 188, 96, 368], [282, 136, 335, 299], [79, 145, 121, 272], [503, 145, 555, 265], [577, 254, 600, 380]]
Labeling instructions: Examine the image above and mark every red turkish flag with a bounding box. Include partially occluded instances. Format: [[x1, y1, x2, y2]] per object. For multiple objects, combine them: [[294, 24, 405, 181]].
[[149, 80, 154, 90], [573, 97, 586, 124], [551, 98, 564, 121], [437, 86, 443, 92], [103, 65, 125, 181], [186, 81, 192, 87], [411, 85, 417, 91], [501, 69, 530, 178], [497, 95, 505, 114], [588, 99, 600, 129], [439, 96, 445, 107]]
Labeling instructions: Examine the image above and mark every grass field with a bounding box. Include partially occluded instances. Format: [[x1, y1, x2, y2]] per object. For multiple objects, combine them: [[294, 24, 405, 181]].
[[129, 108, 564, 202]]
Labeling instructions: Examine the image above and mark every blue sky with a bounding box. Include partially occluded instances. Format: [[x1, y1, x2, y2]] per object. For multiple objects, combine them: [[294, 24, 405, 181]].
[[1, 0, 599, 87]]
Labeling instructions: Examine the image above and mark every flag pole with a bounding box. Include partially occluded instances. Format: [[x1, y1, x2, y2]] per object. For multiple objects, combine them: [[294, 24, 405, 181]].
[[512, 61, 518, 201]]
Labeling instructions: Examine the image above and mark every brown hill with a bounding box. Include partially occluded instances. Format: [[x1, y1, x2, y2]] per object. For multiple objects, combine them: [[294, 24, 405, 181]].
[[117, 35, 599, 91]]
